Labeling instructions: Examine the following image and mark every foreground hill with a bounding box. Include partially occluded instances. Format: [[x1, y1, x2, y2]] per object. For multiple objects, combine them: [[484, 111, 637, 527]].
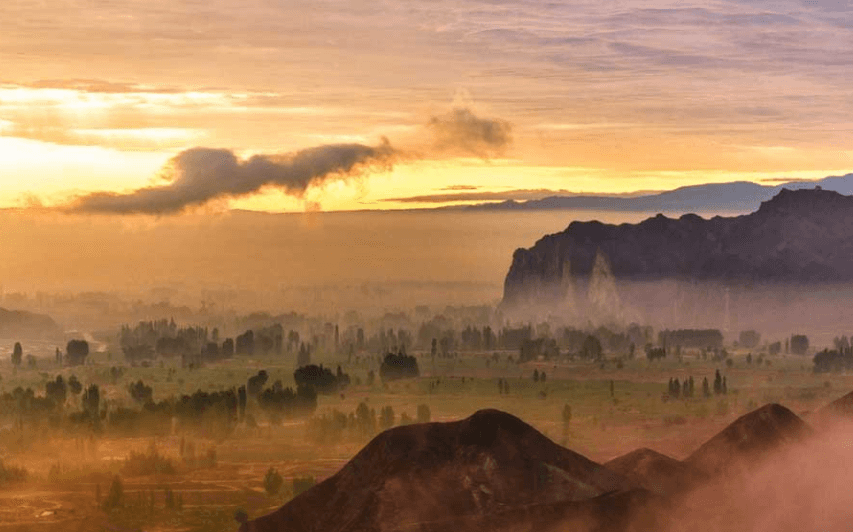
[[503, 187, 853, 307], [240, 409, 635, 532], [604, 448, 700, 496], [685, 404, 811, 477], [0, 307, 62, 340]]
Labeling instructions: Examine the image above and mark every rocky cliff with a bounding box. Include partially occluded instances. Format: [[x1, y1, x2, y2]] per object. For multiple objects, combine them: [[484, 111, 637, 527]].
[[502, 187, 853, 313]]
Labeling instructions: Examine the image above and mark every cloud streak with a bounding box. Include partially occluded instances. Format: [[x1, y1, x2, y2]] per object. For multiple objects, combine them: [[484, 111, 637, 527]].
[[67, 107, 512, 214], [69, 142, 394, 214]]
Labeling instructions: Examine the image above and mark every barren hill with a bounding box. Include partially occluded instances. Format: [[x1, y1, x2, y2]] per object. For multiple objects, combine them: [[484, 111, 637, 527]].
[[0, 307, 62, 340], [604, 448, 700, 496], [685, 404, 811, 477], [240, 409, 635, 532]]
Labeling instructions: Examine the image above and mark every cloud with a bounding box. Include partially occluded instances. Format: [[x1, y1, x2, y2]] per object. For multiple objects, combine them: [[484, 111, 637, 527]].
[[67, 106, 512, 214], [427, 107, 512, 157], [381, 188, 643, 204], [69, 142, 395, 214], [439, 185, 481, 191]]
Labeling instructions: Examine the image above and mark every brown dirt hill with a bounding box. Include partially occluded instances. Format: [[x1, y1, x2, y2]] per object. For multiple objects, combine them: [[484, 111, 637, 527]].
[[684, 403, 811, 477], [808, 390, 853, 428], [604, 448, 701, 496], [819, 390, 853, 417], [240, 409, 636, 532]]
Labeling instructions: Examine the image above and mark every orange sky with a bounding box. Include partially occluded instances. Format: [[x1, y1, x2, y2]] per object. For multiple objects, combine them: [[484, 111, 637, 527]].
[[1, 0, 851, 213]]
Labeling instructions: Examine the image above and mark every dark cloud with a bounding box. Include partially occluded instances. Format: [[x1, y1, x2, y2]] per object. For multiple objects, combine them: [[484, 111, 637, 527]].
[[440, 185, 481, 191], [70, 142, 395, 214], [68, 107, 512, 214], [427, 108, 512, 157]]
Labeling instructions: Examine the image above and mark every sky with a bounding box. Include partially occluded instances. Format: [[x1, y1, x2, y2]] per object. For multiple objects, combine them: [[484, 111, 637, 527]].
[[1, 0, 852, 213]]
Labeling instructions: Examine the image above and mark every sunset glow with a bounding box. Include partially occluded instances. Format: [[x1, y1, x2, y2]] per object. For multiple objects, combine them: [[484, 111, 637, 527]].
[[1, 0, 851, 212]]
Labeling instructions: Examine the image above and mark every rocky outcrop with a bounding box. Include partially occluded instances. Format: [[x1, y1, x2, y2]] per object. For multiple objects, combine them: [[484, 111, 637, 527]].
[[502, 188, 853, 311]]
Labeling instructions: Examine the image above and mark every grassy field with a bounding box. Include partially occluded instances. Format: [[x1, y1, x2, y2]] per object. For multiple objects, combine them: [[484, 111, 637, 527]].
[[0, 341, 848, 532]]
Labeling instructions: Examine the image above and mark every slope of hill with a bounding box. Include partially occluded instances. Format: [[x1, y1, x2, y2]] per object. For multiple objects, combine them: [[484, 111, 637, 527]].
[[604, 448, 700, 496], [0, 307, 62, 340], [685, 404, 811, 477], [241, 409, 635, 532], [503, 187, 853, 307]]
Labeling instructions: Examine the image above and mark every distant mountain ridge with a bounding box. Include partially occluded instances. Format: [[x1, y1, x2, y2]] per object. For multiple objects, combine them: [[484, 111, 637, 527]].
[[460, 173, 853, 213], [502, 187, 853, 308]]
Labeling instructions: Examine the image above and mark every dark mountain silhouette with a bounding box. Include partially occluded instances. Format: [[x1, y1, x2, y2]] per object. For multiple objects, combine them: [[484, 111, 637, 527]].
[[503, 188, 853, 307], [0, 307, 62, 340], [684, 404, 811, 477], [604, 448, 701, 496], [240, 409, 636, 532], [459, 173, 853, 213]]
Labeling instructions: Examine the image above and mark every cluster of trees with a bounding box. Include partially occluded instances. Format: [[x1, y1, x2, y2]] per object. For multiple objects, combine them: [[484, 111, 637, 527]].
[[257, 382, 317, 423], [813, 348, 853, 373], [119, 320, 293, 365], [293, 364, 351, 394], [306, 402, 431, 444], [9, 340, 89, 369], [659, 329, 724, 350], [739, 330, 761, 349], [667, 377, 695, 398], [667, 371, 727, 398], [518, 338, 560, 362], [120, 320, 211, 362], [379, 352, 420, 381], [2, 367, 322, 438]]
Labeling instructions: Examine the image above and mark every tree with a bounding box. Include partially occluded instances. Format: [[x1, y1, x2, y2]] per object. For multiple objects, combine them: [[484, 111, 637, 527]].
[[581, 335, 603, 360], [238, 385, 247, 422], [68, 375, 82, 395], [103, 476, 124, 510], [561, 403, 572, 441], [83, 384, 100, 420], [379, 405, 395, 430], [128, 380, 153, 404], [263, 467, 283, 496], [66, 340, 89, 366], [11, 342, 22, 368], [790, 335, 809, 355], [45, 375, 67, 408]]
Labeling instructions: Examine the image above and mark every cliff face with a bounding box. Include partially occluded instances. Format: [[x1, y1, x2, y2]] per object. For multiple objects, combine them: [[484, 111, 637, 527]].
[[502, 188, 853, 309]]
